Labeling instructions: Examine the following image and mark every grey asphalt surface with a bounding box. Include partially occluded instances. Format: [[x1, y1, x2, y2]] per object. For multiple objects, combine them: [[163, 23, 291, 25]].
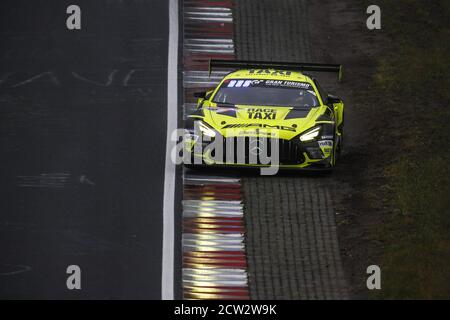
[[0, 0, 170, 299], [235, 0, 350, 299]]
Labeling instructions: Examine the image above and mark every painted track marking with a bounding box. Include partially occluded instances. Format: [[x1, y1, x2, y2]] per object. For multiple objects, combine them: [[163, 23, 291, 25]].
[[162, 0, 179, 300]]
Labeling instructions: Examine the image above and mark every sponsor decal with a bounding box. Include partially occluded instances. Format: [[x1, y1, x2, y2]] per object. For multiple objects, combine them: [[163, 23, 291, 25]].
[[225, 78, 312, 90], [264, 80, 311, 89], [247, 108, 276, 120], [237, 130, 275, 137], [318, 140, 333, 155], [248, 69, 292, 76], [318, 140, 333, 147], [223, 123, 296, 132], [227, 79, 252, 88], [251, 80, 263, 85]]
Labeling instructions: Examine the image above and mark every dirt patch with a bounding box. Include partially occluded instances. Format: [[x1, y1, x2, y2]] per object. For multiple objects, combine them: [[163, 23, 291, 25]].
[[309, 0, 390, 298]]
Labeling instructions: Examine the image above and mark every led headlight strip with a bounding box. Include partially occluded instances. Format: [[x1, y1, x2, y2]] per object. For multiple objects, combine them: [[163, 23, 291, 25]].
[[198, 121, 217, 137], [299, 126, 321, 142]]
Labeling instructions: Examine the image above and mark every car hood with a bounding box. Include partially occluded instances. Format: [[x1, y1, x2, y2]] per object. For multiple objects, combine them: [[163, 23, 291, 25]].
[[203, 104, 321, 140]]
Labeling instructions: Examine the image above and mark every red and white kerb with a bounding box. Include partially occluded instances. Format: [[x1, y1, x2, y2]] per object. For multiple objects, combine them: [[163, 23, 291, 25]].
[[182, 0, 249, 300]]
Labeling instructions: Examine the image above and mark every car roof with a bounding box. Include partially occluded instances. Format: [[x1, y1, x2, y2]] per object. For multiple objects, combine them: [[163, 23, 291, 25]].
[[223, 69, 314, 83]]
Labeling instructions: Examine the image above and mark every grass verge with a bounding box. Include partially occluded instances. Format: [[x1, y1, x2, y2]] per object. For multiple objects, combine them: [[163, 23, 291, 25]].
[[366, 0, 450, 298]]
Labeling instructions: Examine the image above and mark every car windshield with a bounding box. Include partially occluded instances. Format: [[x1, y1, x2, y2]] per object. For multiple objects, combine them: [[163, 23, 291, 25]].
[[212, 79, 320, 108]]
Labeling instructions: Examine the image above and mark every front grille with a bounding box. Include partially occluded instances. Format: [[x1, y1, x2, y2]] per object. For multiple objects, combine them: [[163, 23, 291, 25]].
[[208, 137, 304, 165], [278, 139, 304, 164]]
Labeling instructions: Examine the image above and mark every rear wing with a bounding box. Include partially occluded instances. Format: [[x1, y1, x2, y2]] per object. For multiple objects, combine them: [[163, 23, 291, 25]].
[[209, 59, 343, 82]]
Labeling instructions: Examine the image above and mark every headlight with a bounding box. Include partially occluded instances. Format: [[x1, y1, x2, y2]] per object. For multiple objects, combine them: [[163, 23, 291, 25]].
[[299, 126, 321, 142], [197, 121, 216, 138]]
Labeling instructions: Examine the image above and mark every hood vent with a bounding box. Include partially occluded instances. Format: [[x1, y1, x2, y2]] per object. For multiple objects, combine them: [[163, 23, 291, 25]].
[[284, 108, 311, 120]]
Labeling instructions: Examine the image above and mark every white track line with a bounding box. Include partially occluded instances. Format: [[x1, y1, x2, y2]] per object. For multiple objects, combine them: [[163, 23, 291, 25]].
[[162, 0, 178, 300]]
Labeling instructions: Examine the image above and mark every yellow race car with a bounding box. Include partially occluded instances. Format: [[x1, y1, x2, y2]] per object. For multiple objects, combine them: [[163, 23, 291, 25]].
[[184, 60, 344, 171]]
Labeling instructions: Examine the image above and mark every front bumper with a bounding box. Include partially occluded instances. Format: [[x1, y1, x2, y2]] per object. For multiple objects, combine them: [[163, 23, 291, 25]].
[[184, 136, 334, 170]]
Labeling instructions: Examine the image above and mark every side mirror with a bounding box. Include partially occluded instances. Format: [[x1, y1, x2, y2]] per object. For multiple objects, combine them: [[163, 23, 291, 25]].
[[327, 94, 340, 105], [194, 91, 206, 99], [194, 91, 212, 100]]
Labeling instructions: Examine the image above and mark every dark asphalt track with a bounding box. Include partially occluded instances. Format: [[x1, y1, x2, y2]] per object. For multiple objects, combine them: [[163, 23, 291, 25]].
[[0, 0, 169, 299]]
